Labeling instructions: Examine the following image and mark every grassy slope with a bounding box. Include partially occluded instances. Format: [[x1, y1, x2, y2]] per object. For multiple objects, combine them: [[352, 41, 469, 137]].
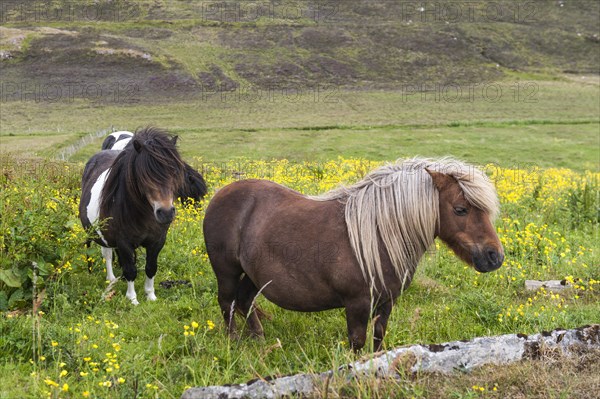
[[1, 1, 598, 170], [1, 80, 599, 170]]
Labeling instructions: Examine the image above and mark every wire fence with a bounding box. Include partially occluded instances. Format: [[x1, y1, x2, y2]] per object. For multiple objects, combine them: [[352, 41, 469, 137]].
[[56, 126, 114, 161]]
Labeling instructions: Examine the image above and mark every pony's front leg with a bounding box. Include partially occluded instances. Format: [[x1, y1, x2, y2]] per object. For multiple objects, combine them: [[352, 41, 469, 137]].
[[116, 246, 139, 305], [345, 299, 371, 352], [144, 242, 164, 302], [101, 247, 117, 282], [372, 300, 393, 352]]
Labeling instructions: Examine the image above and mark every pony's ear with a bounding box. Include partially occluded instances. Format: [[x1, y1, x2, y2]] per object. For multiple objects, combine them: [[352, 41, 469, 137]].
[[171, 135, 179, 145], [426, 169, 453, 191], [133, 139, 143, 153]]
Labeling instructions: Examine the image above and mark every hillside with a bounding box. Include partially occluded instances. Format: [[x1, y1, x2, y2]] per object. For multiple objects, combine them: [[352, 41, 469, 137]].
[[1, 0, 598, 104]]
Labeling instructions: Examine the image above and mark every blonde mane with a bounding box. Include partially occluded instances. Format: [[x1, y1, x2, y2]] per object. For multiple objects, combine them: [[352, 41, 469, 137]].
[[313, 157, 499, 290]]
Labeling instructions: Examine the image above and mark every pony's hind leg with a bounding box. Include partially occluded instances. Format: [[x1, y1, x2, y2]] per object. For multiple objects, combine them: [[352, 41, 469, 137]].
[[211, 258, 244, 338], [216, 274, 240, 338], [102, 247, 117, 282], [235, 274, 264, 338]]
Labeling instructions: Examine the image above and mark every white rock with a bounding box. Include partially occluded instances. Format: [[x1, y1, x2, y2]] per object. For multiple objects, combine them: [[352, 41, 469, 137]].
[[181, 324, 600, 399], [525, 279, 571, 291]]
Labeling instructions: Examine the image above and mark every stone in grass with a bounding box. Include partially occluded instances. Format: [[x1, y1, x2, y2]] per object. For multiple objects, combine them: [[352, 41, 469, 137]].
[[181, 324, 600, 399], [525, 279, 571, 292]]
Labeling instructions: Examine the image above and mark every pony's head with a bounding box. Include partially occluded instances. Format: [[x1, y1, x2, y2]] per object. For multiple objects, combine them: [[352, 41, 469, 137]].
[[130, 128, 185, 224], [102, 127, 185, 225], [427, 165, 504, 273]]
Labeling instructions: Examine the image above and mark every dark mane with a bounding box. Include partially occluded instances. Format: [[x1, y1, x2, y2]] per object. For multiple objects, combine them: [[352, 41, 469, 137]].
[[100, 127, 185, 222], [179, 163, 208, 203]]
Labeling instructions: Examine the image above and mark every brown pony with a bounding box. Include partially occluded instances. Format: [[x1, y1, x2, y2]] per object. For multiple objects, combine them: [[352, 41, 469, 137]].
[[203, 158, 504, 351]]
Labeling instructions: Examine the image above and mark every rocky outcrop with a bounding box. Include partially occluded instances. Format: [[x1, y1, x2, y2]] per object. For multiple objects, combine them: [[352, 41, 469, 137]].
[[181, 324, 600, 399]]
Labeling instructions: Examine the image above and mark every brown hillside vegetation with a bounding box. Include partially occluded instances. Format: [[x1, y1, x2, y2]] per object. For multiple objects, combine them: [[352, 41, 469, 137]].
[[1, 0, 598, 102]]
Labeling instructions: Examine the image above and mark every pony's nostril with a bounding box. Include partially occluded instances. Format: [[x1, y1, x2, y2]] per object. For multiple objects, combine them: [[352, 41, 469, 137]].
[[487, 250, 504, 267], [155, 206, 175, 223]]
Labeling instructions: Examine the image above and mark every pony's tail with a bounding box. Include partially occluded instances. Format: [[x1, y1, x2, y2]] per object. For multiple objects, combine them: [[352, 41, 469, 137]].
[[85, 240, 93, 273]]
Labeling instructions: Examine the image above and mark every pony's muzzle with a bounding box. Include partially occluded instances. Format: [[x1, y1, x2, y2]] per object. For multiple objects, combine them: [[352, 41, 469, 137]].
[[472, 246, 504, 272], [155, 205, 176, 224]]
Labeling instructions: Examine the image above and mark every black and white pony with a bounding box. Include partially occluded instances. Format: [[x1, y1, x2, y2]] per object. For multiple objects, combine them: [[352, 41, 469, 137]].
[[79, 127, 186, 304], [102, 130, 207, 203]]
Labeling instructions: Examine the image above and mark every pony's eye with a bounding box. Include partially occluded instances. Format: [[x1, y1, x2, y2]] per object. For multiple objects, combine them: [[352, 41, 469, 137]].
[[454, 206, 468, 216]]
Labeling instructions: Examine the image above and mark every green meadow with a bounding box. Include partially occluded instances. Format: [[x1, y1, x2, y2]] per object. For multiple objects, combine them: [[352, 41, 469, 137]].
[[1, 151, 598, 398], [1, 79, 598, 171]]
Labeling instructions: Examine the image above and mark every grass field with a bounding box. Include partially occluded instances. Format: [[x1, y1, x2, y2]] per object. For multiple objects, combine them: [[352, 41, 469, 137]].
[[1, 78, 599, 171], [1, 146, 599, 398], [1, 78, 599, 399], [1, 80, 599, 399]]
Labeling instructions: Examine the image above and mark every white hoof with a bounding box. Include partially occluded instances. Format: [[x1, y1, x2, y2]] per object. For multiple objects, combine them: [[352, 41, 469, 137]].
[[126, 281, 138, 305], [144, 276, 157, 302]]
